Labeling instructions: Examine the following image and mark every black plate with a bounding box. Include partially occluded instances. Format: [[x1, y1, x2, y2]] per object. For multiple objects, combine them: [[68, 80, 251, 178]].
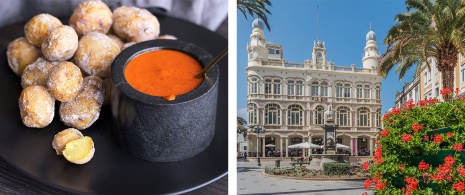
[[0, 15, 228, 194]]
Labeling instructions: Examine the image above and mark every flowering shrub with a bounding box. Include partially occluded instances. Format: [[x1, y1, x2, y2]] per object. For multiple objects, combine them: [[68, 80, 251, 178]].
[[366, 88, 465, 194]]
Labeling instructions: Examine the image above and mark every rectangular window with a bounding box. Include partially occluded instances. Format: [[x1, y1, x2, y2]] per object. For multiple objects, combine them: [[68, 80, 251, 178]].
[[250, 82, 257, 94], [288, 81, 294, 95], [273, 79, 281, 94], [275, 50, 280, 54], [296, 81, 303, 95], [311, 86, 319, 96], [461, 64, 465, 82], [269, 49, 275, 54], [356, 88, 363, 98], [336, 87, 343, 97], [320, 86, 328, 96], [364, 88, 370, 99], [435, 87, 439, 97], [344, 87, 351, 98], [265, 83, 272, 94]]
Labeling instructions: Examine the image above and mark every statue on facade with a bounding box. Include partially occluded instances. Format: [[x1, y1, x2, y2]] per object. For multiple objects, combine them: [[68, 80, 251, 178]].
[[325, 105, 334, 121]]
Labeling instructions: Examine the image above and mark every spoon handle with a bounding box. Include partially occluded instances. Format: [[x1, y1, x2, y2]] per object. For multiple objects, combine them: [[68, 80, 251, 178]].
[[195, 48, 228, 79]]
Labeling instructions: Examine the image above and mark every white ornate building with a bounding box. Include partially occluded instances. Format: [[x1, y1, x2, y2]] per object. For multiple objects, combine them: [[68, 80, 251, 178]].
[[245, 19, 382, 158]]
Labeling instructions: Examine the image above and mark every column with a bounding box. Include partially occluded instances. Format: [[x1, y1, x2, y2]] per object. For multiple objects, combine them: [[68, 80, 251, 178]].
[[309, 135, 313, 155], [256, 136, 259, 157], [369, 137, 374, 156], [304, 137, 308, 157], [279, 136, 283, 157], [262, 137, 265, 158], [349, 137, 353, 156], [284, 137, 289, 157], [354, 138, 358, 156]]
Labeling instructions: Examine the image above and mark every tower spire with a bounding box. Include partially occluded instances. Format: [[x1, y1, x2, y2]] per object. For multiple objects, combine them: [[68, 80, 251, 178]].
[[316, 1, 319, 41], [370, 22, 372, 31]]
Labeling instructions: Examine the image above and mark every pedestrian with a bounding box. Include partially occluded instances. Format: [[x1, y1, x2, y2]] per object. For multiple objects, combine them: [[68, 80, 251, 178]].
[[244, 151, 247, 160]]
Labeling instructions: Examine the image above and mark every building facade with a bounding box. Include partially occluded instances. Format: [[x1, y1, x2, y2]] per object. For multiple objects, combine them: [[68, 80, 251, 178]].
[[245, 19, 382, 158], [395, 54, 465, 108]]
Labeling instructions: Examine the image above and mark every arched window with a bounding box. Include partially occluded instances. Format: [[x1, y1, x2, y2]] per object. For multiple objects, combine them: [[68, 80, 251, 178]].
[[315, 106, 325, 125], [249, 77, 258, 94], [336, 83, 343, 97], [248, 103, 258, 125], [375, 108, 381, 127], [311, 81, 319, 96], [288, 105, 303, 125], [265, 104, 281, 125], [337, 106, 350, 126], [358, 107, 370, 126], [320, 81, 328, 96]]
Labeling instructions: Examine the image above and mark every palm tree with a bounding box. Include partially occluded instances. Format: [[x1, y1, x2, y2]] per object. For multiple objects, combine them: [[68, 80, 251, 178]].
[[378, 0, 465, 101], [237, 0, 272, 31], [237, 116, 248, 139]]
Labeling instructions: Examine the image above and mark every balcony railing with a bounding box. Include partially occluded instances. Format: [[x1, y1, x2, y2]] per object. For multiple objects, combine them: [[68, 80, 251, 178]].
[[249, 94, 381, 104]]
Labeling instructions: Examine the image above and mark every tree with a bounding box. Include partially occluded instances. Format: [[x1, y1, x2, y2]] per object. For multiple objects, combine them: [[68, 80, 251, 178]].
[[378, 0, 465, 101], [237, 116, 248, 140], [237, 0, 272, 31]]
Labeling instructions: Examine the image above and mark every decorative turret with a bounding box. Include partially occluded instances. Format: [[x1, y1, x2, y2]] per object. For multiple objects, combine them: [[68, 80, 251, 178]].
[[247, 18, 269, 65], [362, 23, 379, 69]]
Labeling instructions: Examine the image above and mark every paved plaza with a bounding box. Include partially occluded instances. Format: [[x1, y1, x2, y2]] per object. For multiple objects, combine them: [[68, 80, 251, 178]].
[[237, 160, 373, 195]]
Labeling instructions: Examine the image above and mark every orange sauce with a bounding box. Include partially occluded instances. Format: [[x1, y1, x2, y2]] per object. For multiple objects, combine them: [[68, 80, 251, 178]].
[[124, 50, 203, 100]]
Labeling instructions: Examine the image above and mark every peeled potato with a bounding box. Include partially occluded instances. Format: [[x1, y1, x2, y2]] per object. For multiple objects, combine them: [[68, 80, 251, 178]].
[[62, 136, 95, 164], [52, 128, 84, 155]]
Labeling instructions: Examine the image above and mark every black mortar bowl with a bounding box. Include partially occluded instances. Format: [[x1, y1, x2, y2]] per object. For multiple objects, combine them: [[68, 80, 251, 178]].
[[110, 40, 219, 162]]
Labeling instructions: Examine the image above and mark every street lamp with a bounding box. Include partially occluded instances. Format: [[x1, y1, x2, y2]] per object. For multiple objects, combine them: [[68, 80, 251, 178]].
[[250, 125, 266, 166], [321, 106, 338, 154]]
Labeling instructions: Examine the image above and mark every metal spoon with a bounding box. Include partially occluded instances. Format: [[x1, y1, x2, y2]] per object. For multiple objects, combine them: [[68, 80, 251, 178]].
[[195, 48, 228, 79]]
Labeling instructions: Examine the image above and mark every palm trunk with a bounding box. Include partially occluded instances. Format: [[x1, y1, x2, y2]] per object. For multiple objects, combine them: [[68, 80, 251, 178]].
[[440, 68, 455, 101], [436, 43, 458, 102]]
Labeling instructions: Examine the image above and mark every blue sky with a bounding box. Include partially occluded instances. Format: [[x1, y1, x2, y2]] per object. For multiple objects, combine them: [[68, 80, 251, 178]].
[[236, 0, 414, 121]]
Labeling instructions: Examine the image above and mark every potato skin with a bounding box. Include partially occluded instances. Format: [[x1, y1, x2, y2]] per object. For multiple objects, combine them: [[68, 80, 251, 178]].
[[112, 6, 160, 42], [41, 25, 78, 62], [47, 61, 83, 102], [69, 0, 113, 36], [19, 85, 55, 128], [7, 37, 40, 76], [24, 13, 62, 47], [52, 128, 84, 155]]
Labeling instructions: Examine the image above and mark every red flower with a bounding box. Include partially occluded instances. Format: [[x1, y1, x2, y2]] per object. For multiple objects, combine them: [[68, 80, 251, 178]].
[[453, 181, 465, 192], [364, 178, 371, 189], [362, 192, 368, 195], [403, 99, 415, 109], [418, 99, 428, 106], [362, 161, 369, 172], [404, 177, 418, 191], [440, 88, 452, 96], [411, 123, 423, 132], [399, 164, 404, 170], [391, 107, 400, 115], [375, 181, 386, 190], [454, 143, 463, 152], [444, 155, 456, 167], [380, 129, 389, 137], [418, 160, 429, 171], [423, 136, 429, 141], [458, 166, 465, 176], [456, 88, 461, 94], [446, 132, 454, 138], [402, 134, 412, 142], [433, 134, 443, 144]]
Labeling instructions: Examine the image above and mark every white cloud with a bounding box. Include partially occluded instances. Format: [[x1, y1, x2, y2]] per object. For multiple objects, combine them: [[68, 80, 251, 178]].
[[237, 107, 248, 123]]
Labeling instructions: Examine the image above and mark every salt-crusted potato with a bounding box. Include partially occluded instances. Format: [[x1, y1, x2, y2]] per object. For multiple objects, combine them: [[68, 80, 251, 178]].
[[19, 85, 55, 128], [62, 136, 95, 164], [112, 6, 160, 42], [47, 61, 83, 102], [24, 13, 62, 47], [7, 37, 40, 76], [52, 128, 84, 155], [107, 34, 124, 51], [157, 34, 177, 40], [60, 76, 104, 130], [74, 32, 120, 78], [21, 57, 56, 88], [42, 25, 78, 61], [69, 0, 113, 36]]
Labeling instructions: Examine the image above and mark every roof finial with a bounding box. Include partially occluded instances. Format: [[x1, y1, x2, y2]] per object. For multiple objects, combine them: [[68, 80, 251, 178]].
[[370, 22, 372, 31]]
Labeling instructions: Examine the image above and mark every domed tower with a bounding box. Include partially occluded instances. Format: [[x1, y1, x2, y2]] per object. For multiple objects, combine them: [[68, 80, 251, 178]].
[[362, 24, 379, 69], [247, 18, 269, 66]]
